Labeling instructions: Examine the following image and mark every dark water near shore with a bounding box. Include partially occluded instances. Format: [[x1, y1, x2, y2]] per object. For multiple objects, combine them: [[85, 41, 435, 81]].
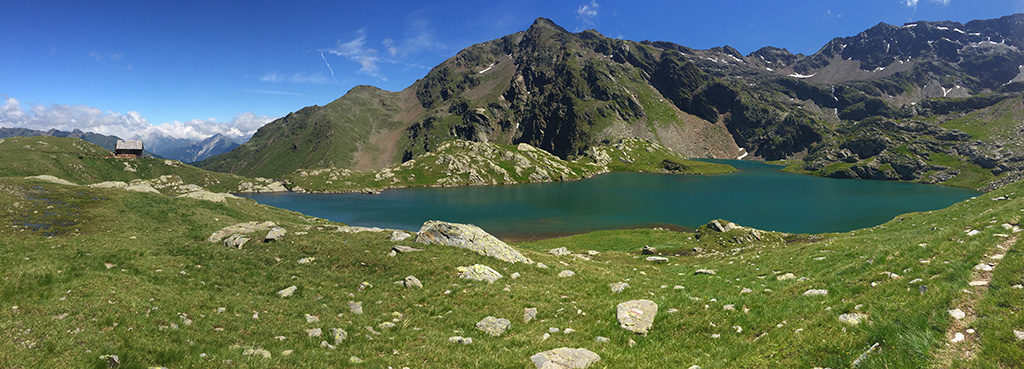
[[241, 160, 978, 238]]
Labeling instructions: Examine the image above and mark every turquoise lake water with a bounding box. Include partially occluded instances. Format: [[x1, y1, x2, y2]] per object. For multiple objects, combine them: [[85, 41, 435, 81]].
[[240, 160, 979, 238]]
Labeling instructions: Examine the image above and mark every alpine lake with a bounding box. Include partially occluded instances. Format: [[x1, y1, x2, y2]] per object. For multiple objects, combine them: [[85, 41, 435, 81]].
[[241, 160, 979, 239]]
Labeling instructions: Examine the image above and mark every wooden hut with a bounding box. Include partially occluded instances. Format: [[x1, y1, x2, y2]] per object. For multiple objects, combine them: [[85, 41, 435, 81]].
[[114, 140, 144, 158]]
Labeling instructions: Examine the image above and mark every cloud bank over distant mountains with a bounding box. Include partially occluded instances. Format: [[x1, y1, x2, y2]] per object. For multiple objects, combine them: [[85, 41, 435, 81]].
[[0, 95, 273, 142]]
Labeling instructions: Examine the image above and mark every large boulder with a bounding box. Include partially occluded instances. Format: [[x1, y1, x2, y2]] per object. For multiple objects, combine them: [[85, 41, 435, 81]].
[[178, 190, 239, 203], [416, 220, 532, 263], [476, 316, 511, 337], [529, 347, 601, 369], [208, 221, 278, 243], [617, 299, 658, 334]]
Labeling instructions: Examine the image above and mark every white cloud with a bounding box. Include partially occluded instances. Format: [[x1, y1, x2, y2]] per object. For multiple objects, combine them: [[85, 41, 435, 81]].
[[932, 0, 950, 4], [904, 0, 919, 6], [259, 72, 331, 84], [576, 0, 599, 30], [0, 95, 274, 142], [383, 38, 398, 57], [904, 0, 950, 6], [322, 29, 384, 79]]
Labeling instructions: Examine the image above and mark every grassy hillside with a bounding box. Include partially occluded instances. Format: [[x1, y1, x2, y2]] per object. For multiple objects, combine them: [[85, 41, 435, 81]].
[[1, 154, 1022, 367], [0, 136, 270, 193], [285, 138, 736, 193]]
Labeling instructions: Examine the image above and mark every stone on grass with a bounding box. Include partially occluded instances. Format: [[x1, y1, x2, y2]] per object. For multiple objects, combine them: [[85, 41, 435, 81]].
[[694, 269, 716, 275], [398, 275, 423, 288], [1014, 330, 1024, 341], [641, 245, 657, 255], [595, 336, 610, 343], [390, 231, 412, 241], [524, 307, 538, 323], [549, 247, 572, 256], [304, 314, 319, 323], [306, 328, 322, 337], [276, 285, 297, 298], [617, 299, 658, 334], [803, 289, 828, 296], [449, 336, 473, 345], [297, 257, 315, 264], [511, 272, 521, 279], [349, 356, 363, 364], [264, 227, 286, 242], [390, 245, 422, 255], [646, 256, 668, 263], [949, 309, 966, 320], [26, 175, 77, 186], [348, 301, 363, 314], [974, 263, 994, 272], [476, 316, 511, 337], [457, 264, 503, 283], [208, 221, 278, 243], [609, 282, 629, 293], [530, 347, 601, 369], [557, 270, 575, 278], [951, 332, 965, 343], [723, 304, 736, 311], [416, 220, 532, 263], [224, 234, 250, 249], [838, 313, 868, 326], [776, 273, 796, 281], [243, 348, 271, 359], [536, 263, 549, 269], [330, 328, 347, 344]]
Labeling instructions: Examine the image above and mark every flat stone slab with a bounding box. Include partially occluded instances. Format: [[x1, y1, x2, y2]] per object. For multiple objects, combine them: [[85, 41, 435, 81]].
[[457, 264, 503, 283], [530, 347, 601, 369], [416, 220, 532, 263], [617, 299, 658, 334], [476, 316, 511, 336]]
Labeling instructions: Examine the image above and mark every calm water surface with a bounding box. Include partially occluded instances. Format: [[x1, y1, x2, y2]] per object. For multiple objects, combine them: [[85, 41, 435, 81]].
[[241, 160, 978, 238]]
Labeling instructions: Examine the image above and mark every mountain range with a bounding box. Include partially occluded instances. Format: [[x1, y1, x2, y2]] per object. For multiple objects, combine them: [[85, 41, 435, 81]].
[[0, 127, 241, 163], [205, 14, 1024, 188]]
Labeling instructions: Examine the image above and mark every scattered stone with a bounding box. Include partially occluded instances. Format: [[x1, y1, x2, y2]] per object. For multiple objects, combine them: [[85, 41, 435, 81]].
[[281, 350, 293, 356], [641, 245, 657, 255], [1014, 330, 1024, 341], [524, 308, 537, 323], [969, 280, 989, 287], [974, 263, 994, 272], [966, 229, 980, 236], [542, 333, 551, 340], [448, 336, 473, 345], [549, 247, 572, 256], [558, 270, 576, 278], [776, 273, 796, 281], [348, 301, 363, 314], [358, 281, 373, 291], [740, 287, 753, 294], [529, 347, 601, 369], [617, 299, 658, 334], [694, 269, 716, 275], [595, 336, 610, 343], [667, 308, 679, 314], [549, 327, 561, 333], [243, 349, 271, 359], [304, 314, 319, 323], [349, 356, 363, 364], [208, 221, 278, 243], [390, 245, 423, 255], [330, 328, 347, 344], [951, 332, 965, 343], [178, 190, 239, 203], [949, 309, 966, 320], [838, 313, 868, 326], [276, 285, 297, 298], [510, 272, 521, 279], [646, 256, 669, 263], [398, 275, 423, 288], [378, 322, 396, 329], [803, 289, 829, 297], [609, 282, 629, 293], [100, 354, 119, 367], [416, 220, 532, 263], [223, 234, 249, 249], [320, 340, 335, 349], [390, 231, 412, 242], [264, 227, 286, 242], [723, 304, 736, 311], [457, 264, 503, 283], [306, 328, 322, 337], [297, 257, 315, 264], [476, 316, 511, 337], [536, 263, 549, 269]]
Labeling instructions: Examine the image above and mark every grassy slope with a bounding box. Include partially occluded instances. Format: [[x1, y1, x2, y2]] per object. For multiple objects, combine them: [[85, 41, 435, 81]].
[[1, 169, 1022, 367], [284, 139, 736, 193], [0, 136, 251, 192]]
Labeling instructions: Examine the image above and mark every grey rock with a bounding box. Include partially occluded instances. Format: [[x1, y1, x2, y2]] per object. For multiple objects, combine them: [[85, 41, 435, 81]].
[[595, 336, 610, 343], [390, 231, 412, 241], [416, 220, 532, 263], [617, 299, 658, 334], [476, 316, 511, 336], [242, 348, 271, 359], [400, 275, 423, 288], [803, 289, 828, 296], [276, 285, 297, 298], [549, 247, 572, 256], [641, 245, 657, 255], [448, 336, 473, 345], [609, 282, 629, 293], [457, 264, 503, 283], [348, 301, 363, 314], [208, 221, 278, 243], [330, 328, 347, 344], [776, 273, 796, 281], [838, 313, 868, 326], [264, 227, 286, 242], [524, 307, 538, 323], [558, 270, 576, 278], [223, 234, 249, 249], [391, 245, 423, 254], [530, 347, 601, 369], [694, 269, 717, 275], [646, 256, 669, 263]]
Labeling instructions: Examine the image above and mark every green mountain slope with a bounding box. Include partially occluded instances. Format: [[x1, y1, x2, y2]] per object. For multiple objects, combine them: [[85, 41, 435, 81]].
[[2, 146, 1023, 367]]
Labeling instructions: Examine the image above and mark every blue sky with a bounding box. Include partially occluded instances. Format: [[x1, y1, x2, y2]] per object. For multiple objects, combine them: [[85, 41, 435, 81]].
[[1, 0, 1022, 140]]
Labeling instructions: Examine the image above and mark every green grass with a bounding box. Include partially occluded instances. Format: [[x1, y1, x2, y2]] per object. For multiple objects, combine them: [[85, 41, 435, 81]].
[[927, 153, 996, 189], [1, 171, 1022, 367], [0, 136, 251, 193]]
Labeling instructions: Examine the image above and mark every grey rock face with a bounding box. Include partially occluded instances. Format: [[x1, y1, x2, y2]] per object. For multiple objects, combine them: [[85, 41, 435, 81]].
[[416, 220, 532, 263], [529, 347, 601, 369], [524, 307, 538, 323], [476, 316, 511, 336], [264, 227, 286, 242], [399, 275, 423, 288], [617, 299, 658, 334], [224, 234, 249, 249]]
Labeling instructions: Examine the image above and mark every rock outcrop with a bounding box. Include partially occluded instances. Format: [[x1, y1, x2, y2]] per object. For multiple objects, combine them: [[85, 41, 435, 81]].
[[416, 221, 532, 263]]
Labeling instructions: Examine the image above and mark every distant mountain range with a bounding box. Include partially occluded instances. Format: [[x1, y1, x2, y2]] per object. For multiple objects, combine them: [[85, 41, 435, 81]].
[[197, 14, 1024, 189], [0, 127, 241, 163]]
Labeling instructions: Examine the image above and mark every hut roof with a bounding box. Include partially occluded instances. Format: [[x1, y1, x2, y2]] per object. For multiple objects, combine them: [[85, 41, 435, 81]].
[[115, 140, 143, 151]]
